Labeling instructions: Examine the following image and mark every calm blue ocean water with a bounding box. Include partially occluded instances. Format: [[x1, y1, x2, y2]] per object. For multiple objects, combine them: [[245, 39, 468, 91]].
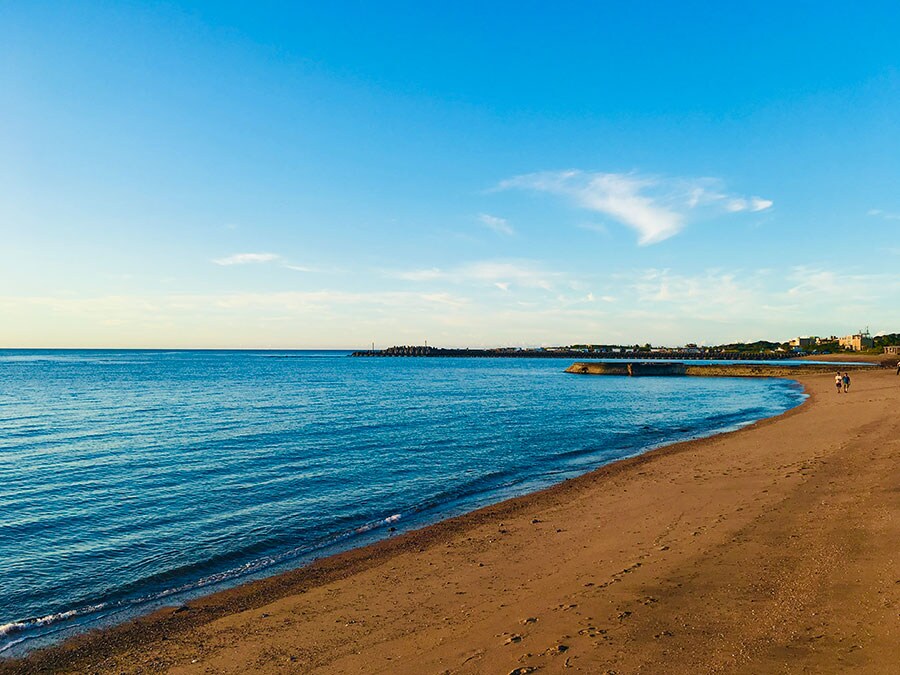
[[0, 350, 805, 654]]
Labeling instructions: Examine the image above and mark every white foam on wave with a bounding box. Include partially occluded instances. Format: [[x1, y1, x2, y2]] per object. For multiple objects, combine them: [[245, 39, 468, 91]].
[[0, 610, 74, 638], [0, 636, 26, 653], [0, 622, 28, 638], [0, 609, 86, 653], [354, 513, 401, 534]]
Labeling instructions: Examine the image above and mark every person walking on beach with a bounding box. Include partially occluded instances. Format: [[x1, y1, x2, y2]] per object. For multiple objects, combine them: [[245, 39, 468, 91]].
[[842, 372, 851, 393], [835, 372, 843, 394]]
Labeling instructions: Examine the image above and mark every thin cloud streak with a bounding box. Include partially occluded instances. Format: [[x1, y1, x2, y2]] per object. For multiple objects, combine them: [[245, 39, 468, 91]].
[[478, 213, 514, 235], [727, 197, 773, 212], [868, 208, 900, 221], [390, 259, 558, 291], [213, 253, 318, 273], [499, 170, 680, 245], [213, 252, 281, 266]]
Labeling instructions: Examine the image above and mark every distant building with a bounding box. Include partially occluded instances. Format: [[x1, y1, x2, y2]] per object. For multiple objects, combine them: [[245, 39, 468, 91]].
[[884, 345, 900, 355], [788, 336, 814, 348], [839, 332, 874, 351]]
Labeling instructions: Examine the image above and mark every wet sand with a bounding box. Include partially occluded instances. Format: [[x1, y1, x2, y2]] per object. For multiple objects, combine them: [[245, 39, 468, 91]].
[[6, 368, 899, 674]]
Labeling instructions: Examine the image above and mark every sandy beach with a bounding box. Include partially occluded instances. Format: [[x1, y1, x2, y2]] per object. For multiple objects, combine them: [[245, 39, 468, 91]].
[[6, 366, 899, 674]]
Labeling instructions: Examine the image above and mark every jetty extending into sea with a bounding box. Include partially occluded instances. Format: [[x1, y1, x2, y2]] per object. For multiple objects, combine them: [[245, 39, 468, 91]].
[[351, 345, 798, 360], [565, 361, 870, 377]]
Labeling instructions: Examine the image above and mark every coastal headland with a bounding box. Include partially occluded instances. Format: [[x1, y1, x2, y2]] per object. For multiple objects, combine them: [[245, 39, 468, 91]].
[[5, 367, 899, 674]]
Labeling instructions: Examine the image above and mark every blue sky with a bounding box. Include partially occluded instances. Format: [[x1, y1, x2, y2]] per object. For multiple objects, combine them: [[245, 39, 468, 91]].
[[2, 2, 899, 348]]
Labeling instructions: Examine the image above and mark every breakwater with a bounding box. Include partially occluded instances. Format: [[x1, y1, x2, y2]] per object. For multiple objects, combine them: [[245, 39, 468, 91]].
[[351, 346, 796, 360], [565, 362, 868, 377]]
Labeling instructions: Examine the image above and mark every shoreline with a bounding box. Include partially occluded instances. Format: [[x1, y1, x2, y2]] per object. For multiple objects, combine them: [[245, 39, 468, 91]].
[[5, 368, 899, 673]]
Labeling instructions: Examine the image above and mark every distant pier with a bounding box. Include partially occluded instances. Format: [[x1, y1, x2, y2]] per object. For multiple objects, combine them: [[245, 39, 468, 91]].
[[350, 346, 797, 360]]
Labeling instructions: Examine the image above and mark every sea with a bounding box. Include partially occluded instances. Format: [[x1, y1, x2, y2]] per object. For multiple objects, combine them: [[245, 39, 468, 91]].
[[0, 350, 808, 656]]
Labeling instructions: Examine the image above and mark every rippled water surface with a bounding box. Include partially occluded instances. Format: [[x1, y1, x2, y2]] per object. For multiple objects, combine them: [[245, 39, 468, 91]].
[[0, 350, 805, 653]]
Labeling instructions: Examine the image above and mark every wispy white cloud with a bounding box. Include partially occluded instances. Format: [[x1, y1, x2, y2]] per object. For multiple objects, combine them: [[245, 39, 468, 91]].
[[458, 261, 555, 290], [497, 170, 773, 245], [784, 266, 900, 301], [628, 268, 764, 317], [205, 290, 468, 311], [726, 197, 773, 212], [0, 290, 471, 318], [3, 264, 897, 349], [617, 266, 900, 339], [394, 267, 444, 282], [212, 253, 317, 273], [478, 213, 514, 236], [868, 208, 900, 221], [498, 171, 679, 245], [390, 259, 558, 291], [213, 252, 281, 266]]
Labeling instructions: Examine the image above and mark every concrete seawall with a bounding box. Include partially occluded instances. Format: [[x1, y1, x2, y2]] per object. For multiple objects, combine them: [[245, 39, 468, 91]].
[[351, 347, 798, 360], [565, 362, 871, 377]]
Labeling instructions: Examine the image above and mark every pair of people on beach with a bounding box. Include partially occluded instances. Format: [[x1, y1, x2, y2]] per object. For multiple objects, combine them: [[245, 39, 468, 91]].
[[835, 371, 851, 393]]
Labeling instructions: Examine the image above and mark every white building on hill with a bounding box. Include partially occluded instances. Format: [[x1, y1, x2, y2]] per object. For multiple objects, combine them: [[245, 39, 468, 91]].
[[839, 331, 873, 351]]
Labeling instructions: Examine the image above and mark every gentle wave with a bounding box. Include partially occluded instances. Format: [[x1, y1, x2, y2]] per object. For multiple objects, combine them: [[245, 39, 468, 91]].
[[1, 609, 85, 642]]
